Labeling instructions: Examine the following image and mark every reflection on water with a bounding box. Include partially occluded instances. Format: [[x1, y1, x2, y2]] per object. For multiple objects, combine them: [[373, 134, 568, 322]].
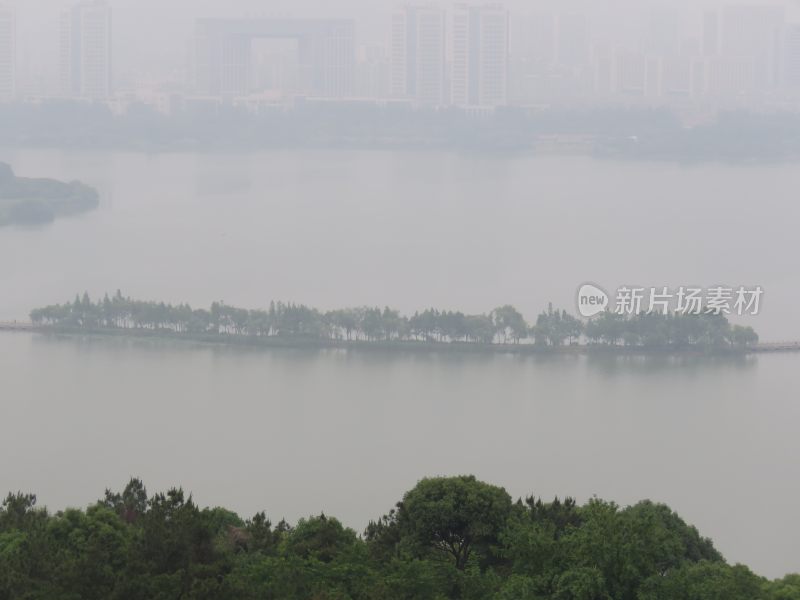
[[1, 332, 797, 578], [582, 352, 758, 375], [1, 149, 798, 578]]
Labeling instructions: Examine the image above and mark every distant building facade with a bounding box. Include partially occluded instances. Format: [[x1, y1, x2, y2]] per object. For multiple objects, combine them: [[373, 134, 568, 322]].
[[451, 3, 509, 108], [785, 25, 800, 90], [0, 6, 15, 100], [390, 5, 446, 106], [194, 18, 355, 98], [60, 0, 112, 99], [720, 5, 784, 90]]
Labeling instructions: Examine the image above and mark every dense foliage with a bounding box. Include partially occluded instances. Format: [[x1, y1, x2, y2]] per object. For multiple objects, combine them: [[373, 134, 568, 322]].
[[0, 163, 99, 226], [0, 475, 796, 600], [30, 292, 759, 350]]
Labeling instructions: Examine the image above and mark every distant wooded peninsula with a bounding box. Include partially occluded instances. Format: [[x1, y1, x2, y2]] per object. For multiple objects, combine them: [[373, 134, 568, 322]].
[[0, 162, 99, 226], [28, 292, 760, 353]]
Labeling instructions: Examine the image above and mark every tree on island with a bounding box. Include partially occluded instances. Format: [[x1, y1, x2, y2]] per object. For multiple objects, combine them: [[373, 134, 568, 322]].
[[29, 293, 762, 351]]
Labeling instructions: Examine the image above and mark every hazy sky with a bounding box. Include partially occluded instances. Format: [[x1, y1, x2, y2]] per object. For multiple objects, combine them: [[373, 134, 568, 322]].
[[4, 0, 800, 88]]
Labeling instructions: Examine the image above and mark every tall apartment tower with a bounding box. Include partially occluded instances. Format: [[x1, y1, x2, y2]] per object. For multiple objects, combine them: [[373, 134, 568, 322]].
[[703, 12, 720, 57], [0, 6, 14, 100], [390, 5, 446, 106], [785, 26, 800, 90], [60, 1, 112, 99], [451, 3, 509, 108]]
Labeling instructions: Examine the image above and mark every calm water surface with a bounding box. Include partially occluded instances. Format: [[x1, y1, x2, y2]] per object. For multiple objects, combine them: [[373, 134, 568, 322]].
[[0, 149, 797, 338], [0, 149, 798, 578]]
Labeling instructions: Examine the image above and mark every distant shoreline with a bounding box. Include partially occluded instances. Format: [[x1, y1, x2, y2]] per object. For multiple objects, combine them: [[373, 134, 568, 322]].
[[0, 162, 99, 226], [0, 141, 797, 167], [3, 104, 800, 164], [2, 324, 787, 356]]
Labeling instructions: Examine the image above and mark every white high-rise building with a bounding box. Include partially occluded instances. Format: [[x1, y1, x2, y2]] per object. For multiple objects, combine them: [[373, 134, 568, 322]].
[[784, 26, 800, 90], [60, 1, 112, 99], [616, 51, 646, 96], [703, 11, 720, 57], [451, 3, 509, 108], [556, 13, 589, 71], [390, 5, 446, 106], [0, 6, 14, 100]]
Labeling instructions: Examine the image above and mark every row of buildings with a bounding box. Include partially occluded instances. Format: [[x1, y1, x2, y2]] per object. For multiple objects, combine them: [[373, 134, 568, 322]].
[[0, 1, 510, 109], [0, 1, 112, 101], [389, 4, 509, 108], [192, 4, 510, 109], [509, 5, 800, 109], [188, 4, 800, 110], [3, 2, 800, 112]]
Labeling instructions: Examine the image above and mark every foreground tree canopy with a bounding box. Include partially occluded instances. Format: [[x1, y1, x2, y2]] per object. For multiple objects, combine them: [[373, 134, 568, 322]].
[[29, 292, 760, 350], [0, 476, 796, 600]]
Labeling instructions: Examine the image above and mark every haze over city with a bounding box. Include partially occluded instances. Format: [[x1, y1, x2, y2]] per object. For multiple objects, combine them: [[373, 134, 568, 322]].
[[3, 0, 800, 115], [2, 1, 800, 598]]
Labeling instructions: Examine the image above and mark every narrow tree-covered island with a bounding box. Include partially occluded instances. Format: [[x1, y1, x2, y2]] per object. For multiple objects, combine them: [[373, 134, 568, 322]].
[[0, 476, 796, 599], [29, 292, 761, 352], [0, 162, 99, 226]]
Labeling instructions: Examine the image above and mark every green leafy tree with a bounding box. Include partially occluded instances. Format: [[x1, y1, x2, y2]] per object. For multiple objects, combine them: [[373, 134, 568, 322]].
[[396, 475, 513, 570], [638, 561, 767, 600], [492, 306, 528, 344], [285, 514, 358, 563]]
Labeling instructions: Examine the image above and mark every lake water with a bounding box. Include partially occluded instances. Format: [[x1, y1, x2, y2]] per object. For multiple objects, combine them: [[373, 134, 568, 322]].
[[0, 149, 798, 578]]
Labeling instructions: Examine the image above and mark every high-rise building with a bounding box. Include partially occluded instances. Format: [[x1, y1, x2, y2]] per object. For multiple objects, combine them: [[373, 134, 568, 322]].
[[60, 1, 113, 99], [706, 56, 756, 100], [644, 10, 680, 58], [390, 5, 446, 106], [721, 5, 784, 90], [616, 51, 646, 96], [0, 6, 14, 100], [556, 13, 589, 71], [451, 3, 509, 108], [509, 13, 555, 105], [660, 56, 692, 99], [703, 12, 720, 57], [592, 44, 615, 98], [785, 25, 800, 90], [513, 13, 555, 72], [784, 26, 800, 90]]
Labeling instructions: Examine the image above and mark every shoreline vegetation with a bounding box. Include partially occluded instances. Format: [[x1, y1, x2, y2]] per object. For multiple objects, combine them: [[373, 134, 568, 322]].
[[28, 292, 761, 355], [1, 475, 797, 599], [2, 103, 800, 163], [0, 162, 99, 226]]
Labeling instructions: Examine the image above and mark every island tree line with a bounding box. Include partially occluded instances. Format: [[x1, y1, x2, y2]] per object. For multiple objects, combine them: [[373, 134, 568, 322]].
[[29, 292, 760, 349]]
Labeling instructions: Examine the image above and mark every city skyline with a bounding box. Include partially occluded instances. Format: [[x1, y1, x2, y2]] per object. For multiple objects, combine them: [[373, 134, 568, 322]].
[[2, 0, 800, 112]]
